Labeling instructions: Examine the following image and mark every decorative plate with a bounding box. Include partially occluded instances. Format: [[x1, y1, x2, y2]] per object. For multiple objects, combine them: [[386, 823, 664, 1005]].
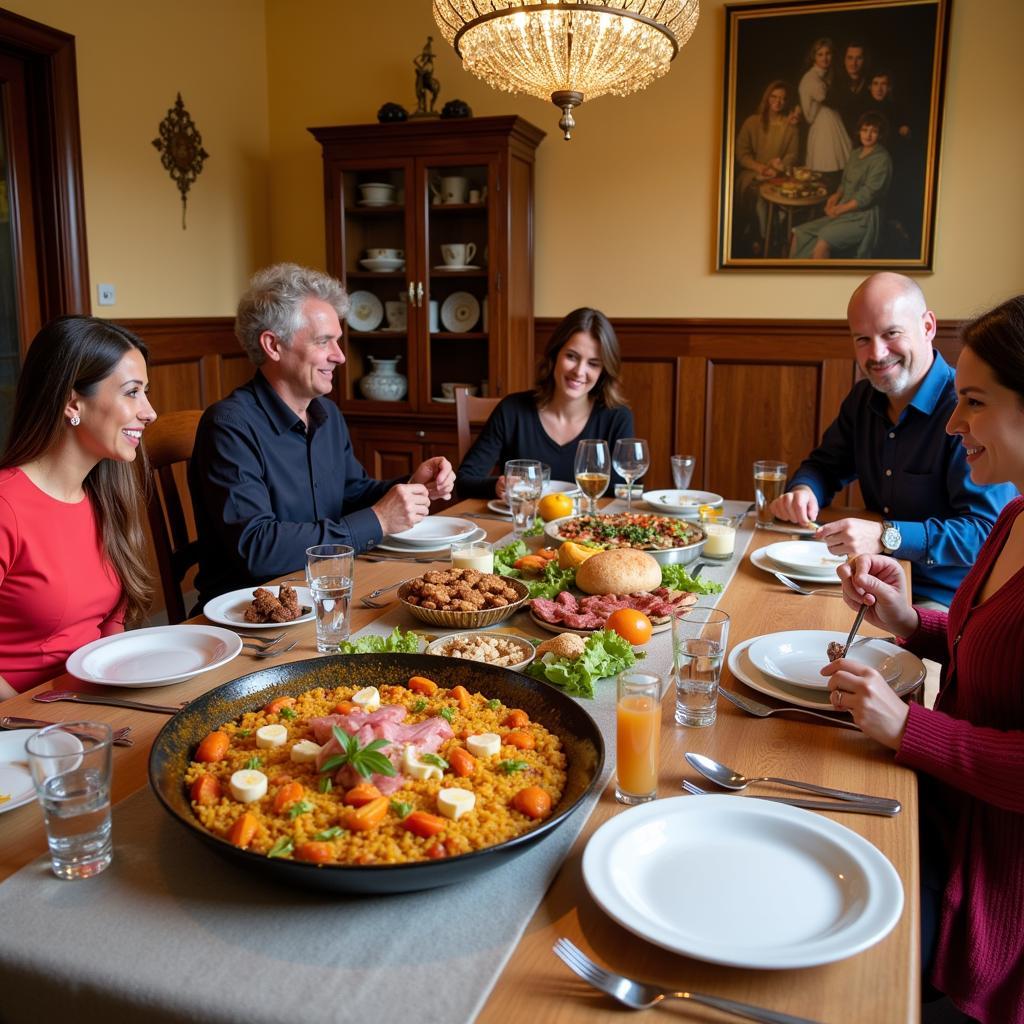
[[440, 291, 481, 333], [347, 291, 384, 332]]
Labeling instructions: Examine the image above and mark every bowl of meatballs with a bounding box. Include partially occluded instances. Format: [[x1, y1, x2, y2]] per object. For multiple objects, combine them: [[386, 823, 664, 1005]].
[[398, 568, 530, 628]]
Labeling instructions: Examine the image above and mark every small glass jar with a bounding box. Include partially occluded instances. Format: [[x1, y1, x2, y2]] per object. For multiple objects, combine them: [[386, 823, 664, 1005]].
[[450, 539, 494, 573]]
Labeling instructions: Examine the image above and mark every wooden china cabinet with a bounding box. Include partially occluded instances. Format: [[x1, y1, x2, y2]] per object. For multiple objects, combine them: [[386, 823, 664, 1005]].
[[309, 116, 545, 477]]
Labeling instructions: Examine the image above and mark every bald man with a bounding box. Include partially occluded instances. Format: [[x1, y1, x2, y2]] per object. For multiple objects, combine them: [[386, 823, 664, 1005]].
[[769, 273, 1016, 605]]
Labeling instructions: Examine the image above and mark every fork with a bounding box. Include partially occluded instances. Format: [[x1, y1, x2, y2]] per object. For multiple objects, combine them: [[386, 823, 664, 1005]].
[[361, 579, 409, 608], [718, 687, 860, 729], [772, 571, 843, 597], [234, 631, 286, 644], [249, 638, 300, 659], [680, 779, 900, 816], [552, 939, 820, 1023]]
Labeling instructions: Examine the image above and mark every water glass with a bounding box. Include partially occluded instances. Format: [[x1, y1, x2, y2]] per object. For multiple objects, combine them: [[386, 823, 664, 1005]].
[[505, 459, 543, 539], [615, 670, 662, 804], [612, 438, 650, 514], [671, 454, 696, 491], [306, 544, 354, 652], [26, 722, 113, 880], [574, 439, 610, 516], [672, 607, 730, 728], [754, 459, 788, 526]]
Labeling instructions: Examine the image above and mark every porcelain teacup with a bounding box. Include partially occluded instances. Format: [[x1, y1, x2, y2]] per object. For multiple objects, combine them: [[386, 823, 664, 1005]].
[[441, 242, 476, 267]]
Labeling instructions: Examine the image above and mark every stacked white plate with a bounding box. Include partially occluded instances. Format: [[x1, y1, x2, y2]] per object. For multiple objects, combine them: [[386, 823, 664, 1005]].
[[378, 516, 484, 553], [359, 257, 405, 272], [762, 541, 846, 576], [642, 489, 724, 517]]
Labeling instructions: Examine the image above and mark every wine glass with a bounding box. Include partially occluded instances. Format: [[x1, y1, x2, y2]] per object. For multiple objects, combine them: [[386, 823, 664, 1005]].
[[574, 439, 610, 517], [612, 438, 650, 514], [671, 454, 696, 491], [504, 459, 543, 540]]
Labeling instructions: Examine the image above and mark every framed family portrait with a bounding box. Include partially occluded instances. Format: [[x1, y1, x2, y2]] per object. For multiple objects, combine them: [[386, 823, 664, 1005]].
[[718, 0, 952, 270]]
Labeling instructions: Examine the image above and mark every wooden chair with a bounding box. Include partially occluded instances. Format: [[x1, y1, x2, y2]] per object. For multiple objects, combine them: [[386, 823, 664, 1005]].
[[454, 387, 501, 463], [143, 409, 203, 624]]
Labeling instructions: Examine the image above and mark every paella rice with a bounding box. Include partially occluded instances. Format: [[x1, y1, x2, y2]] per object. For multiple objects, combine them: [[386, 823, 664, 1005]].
[[184, 676, 567, 864]]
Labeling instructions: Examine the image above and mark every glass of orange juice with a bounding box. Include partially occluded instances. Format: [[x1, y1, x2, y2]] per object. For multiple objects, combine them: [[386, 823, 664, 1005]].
[[615, 670, 662, 805]]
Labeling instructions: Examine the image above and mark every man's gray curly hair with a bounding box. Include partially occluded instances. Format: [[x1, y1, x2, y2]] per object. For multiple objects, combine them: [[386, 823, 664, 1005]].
[[235, 263, 350, 365]]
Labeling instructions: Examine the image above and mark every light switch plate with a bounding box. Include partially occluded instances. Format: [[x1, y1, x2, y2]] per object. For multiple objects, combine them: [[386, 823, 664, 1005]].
[[97, 283, 116, 306]]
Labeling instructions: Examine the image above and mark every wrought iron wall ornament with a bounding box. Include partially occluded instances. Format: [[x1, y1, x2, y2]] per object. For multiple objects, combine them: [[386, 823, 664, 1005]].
[[152, 93, 209, 229]]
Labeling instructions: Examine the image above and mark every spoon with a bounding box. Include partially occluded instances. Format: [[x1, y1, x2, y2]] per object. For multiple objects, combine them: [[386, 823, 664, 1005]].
[[684, 752, 901, 810]]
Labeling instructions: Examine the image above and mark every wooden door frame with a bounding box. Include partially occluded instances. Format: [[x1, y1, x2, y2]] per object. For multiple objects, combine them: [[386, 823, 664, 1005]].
[[0, 6, 90, 340]]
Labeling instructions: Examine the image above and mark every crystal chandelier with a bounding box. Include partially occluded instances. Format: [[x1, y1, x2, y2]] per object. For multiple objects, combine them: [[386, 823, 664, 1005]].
[[433, 1, 700, 139]]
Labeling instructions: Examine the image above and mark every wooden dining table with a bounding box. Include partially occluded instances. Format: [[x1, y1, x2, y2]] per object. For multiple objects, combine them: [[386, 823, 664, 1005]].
[[0, 500, 919, 1023]]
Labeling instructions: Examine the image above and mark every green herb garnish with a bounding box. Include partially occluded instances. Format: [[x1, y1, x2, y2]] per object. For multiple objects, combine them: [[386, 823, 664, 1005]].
[[312, 826, 343, 841], [236, 729, 251, 738], [244, 755, 262, 770], [498, 759, 529, 774], [486, 698, 501, 711], [267, 836, 294, 859], [389, 800, 413, 819], [411, 698, 428, 714], [287, 800, 314, 819], [318, 776, 333, 794], [439, 706, 455, 724], [320, 725, 397, 780], [279, 707, 297, 720], [421, 753, 448, 770]]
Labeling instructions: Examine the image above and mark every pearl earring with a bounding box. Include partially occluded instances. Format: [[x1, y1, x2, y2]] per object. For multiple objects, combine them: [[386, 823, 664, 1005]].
[[69, 415, 81, 426]]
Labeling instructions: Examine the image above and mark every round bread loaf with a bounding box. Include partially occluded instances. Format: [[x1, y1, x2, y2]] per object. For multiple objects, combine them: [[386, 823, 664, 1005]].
[[574, 548, 662, 595]]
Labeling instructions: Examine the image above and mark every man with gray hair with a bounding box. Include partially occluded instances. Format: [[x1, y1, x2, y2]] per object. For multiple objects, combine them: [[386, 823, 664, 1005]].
[[769, 272, 1014, 605], [190, 263, 454, 604]]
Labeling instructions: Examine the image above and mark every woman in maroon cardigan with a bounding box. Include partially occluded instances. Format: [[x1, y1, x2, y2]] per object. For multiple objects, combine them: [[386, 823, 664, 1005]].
[[823, 295, 1024, 1023]]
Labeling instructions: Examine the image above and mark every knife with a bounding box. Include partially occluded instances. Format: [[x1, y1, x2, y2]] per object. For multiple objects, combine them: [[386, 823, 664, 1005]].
[[34, 691, 183, 714], [682, 781, 899, 816], [754, 522, 818, 537], [0, 716, 135, 747]]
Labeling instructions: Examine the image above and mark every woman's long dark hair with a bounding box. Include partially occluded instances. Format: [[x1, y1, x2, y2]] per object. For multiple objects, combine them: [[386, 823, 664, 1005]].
[[1, 316, 153, 627], [534, 308, 627, 410], [961, 295, 1024, 404]]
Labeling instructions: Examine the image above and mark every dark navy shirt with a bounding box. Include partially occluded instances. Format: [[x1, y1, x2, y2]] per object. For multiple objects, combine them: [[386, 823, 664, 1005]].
[[456, 390, 635, 498], [788, 350, 1017, 605], [189, 372, 396, 603]]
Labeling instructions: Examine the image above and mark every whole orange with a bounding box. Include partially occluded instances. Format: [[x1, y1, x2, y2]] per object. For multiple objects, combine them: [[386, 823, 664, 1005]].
[[538, 492, 574, 522], [604, 608, 653, 646]]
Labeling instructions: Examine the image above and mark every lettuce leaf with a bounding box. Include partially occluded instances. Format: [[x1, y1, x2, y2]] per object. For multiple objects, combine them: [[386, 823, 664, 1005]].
[[494, 541, 577, 599], [660, 563, 723, 595], [337, 627, 421, 654], [526, 629, 641, 699]]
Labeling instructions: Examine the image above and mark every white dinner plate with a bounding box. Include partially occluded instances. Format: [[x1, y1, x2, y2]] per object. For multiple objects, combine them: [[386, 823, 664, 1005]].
[[641, 490, 724, 516], [440, 291, 480, 332], [66, 625, 243, 688], [582, 795, 903, 968], [0, 730, 37, 814], [346, 291, 384, 332], [387, 516, 477, 546], [486, 481, 579, 517], [373, 526, 486, 554], [763, 541, 846, 577], [359, 257, 405, 273], [728, 637, 925, 709], [433, 264, 481, 271], [202, 585, 315, 629], [747, 630, 904, 690], [487, 499, 513, 516], [750, 547, 842, 584]]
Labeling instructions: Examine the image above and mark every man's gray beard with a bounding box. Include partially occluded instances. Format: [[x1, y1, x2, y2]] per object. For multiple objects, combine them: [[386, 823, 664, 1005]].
[[867, 364, 911, 396]]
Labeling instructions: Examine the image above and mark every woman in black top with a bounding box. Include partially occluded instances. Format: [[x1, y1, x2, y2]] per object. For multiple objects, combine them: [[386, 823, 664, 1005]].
[[457, 308, 634, 499]]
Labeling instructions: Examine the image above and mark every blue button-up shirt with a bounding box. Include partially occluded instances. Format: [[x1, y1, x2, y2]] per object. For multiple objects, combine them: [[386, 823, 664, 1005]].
[[189, 372, 397, 603], [788, 350, 1017, 604]]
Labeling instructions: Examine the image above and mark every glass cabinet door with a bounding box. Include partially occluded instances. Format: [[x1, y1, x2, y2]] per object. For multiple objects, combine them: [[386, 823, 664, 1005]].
[[420, 158, 493, 408], [337, 161, 414, 407]]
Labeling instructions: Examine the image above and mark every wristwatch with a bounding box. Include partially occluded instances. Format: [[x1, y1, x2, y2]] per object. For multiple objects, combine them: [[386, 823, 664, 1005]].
[[881, 521, 901, 554]]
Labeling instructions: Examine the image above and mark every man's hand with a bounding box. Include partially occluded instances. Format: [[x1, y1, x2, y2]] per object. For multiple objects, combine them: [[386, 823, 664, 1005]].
[[409, 456, 455, 501], [371, 483, 432, 536], [495, 474, 507, 501], [815, 517, 884, 557], [768, 486, 819, 525]]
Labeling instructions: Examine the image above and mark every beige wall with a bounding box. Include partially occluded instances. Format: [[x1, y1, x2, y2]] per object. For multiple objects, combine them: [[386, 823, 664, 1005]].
[[11, 0, 1023, 320], [266, 0, 1024, 320], [5, 0, 270, 317]]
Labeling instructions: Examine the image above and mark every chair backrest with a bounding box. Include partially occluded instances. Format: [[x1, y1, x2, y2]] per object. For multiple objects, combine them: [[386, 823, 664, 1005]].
[[454, 387, 501, 463], [143, 409, 203, 624]]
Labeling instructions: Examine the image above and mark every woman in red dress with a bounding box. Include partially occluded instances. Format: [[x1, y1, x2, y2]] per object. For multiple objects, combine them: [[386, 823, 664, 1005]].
[[0, 317, 158, 696]]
